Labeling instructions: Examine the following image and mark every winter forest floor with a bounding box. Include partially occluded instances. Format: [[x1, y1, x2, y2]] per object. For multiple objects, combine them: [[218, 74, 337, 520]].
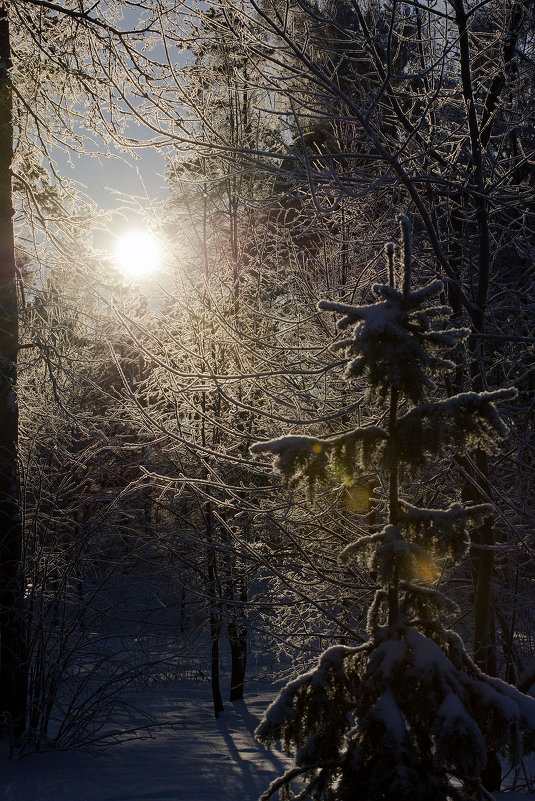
[[1, 682, 534, 801], [0, 683, 289, 801]]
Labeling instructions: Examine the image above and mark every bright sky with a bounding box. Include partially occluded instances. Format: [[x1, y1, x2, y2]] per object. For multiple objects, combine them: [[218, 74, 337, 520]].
[[71, 145, 167, 208]]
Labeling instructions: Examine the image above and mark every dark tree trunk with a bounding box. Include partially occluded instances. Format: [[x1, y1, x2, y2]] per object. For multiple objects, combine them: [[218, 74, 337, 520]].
[[469, 484, 497, 674], [209, 607, 224, 719], [465, 340, 498, 681], [206, 503, 224, 719], [465, 452, 501, 793], [179, 585, 186, 633], [0, 3, 26, 736], [228, 575, 248, 702], [228, 633, 247, 702], [452, 5, 501, 789]]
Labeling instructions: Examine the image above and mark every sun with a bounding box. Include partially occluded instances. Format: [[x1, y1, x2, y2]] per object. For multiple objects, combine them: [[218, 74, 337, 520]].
[[114, 231, 161, 279]]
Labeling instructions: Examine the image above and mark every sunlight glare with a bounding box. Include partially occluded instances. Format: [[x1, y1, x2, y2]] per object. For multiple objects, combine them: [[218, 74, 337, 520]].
[[114, 231, 161, 279]]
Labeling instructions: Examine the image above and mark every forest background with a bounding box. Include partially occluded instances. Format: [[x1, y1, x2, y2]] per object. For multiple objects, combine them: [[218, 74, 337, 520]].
[[0, 0, 533, 793]]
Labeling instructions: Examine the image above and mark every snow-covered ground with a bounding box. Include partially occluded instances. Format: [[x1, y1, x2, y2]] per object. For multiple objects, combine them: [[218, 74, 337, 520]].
[[1, 682, 534, 801], [0, 683, 289, 801]]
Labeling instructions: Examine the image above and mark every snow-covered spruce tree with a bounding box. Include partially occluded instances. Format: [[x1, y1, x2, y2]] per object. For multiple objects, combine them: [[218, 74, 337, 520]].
[[251, 216, 535, 801]]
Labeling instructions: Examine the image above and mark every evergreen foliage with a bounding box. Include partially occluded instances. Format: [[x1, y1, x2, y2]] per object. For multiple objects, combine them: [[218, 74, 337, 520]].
[[253, 216, 535, 801]]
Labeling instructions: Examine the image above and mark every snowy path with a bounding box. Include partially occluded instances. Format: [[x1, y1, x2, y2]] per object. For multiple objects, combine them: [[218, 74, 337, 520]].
[[1, 683, 533, 801], [1, 685, 289, 801]]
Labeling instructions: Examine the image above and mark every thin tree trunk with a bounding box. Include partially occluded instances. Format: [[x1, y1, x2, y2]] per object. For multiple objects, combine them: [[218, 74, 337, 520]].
[[228, 623, 247, 702], [228, 575, 247, 702], [209, 600, 224, 719], [387, 386, 400, 627], [206, 504, 224, 719], [453, 12, 501, 790], [467, 450, 497, 676], [0, 3, 26, 736], [453, 0, 498, 683], [386, 223, 402, 628]]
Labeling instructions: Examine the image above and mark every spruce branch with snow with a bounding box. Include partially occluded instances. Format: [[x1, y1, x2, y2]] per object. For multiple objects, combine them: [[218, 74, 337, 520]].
[[252, 215, 533, 801]]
